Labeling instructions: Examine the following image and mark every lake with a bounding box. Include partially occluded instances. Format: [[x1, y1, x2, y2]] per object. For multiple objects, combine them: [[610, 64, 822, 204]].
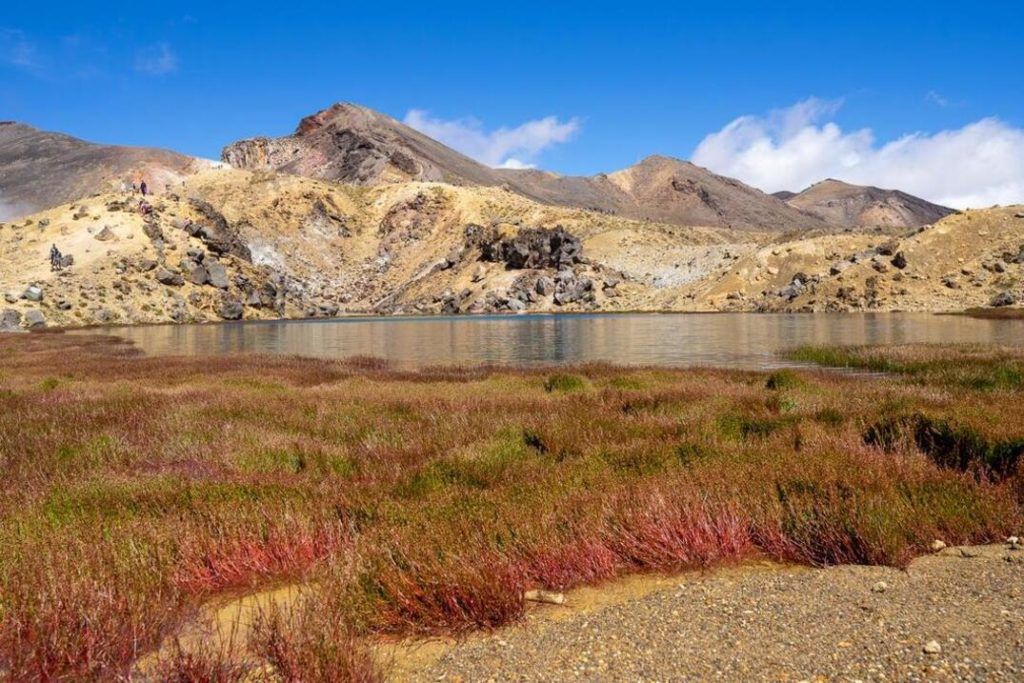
[[78, 312, 1024, 369]]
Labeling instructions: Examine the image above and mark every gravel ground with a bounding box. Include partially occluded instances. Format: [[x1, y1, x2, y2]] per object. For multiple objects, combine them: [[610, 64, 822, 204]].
[[405, 544, 1024, 682]]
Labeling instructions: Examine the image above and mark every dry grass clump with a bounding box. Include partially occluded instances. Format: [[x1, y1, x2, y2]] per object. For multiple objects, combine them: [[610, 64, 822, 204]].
[[0, 333, 1021, 680]]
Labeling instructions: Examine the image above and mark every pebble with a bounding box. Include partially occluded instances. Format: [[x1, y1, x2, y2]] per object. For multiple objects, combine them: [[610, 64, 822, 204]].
[[924, 640, 943, 655]]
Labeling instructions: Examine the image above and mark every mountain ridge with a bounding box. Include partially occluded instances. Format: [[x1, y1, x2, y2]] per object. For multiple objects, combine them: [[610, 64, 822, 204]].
[[0, 122, 205, 219], [222, 103, 830, 232], [783, 177, 956, 228]]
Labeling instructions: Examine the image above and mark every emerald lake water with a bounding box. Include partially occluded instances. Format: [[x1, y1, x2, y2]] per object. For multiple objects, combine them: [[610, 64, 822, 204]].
[[78, 312, 1024, 369]]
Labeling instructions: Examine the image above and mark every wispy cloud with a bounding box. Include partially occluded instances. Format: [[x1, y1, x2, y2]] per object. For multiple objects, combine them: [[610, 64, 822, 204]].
[[692, 97, 1024, 209], [403, 110, 580, 169], [134, 42, 178, 75], [0, 28, 40, 70], [925, 90, 950, 108]]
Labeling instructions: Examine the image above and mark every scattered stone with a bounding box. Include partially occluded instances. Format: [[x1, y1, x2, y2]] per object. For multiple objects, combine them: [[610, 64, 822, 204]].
[[182, 261, 210, 286], [3, 291, 19, 304], [523, 589, 565, 605], [829, 261, 850, 276], [217, 297, 244, 320], [931, 540, 947, 552], [871, 581, 888, 593], [536, 276, 555, 296], [93, 226, 116, 241], [155, 267, 184, 287], [206, 262, 229, 289], [56, 299, 72, 311], [891, 252, 908, 270], [923, 640, 942, 655], [23, 285, 43, 302], [0, 309, 22, 332], [991, 291, 1017, 307], [23, 309, 46, 329], [142, 220, 163, 242]]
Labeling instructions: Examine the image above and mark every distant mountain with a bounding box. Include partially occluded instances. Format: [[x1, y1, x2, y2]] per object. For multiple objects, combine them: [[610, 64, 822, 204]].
[[783, 178, 955, 228], [0, 122, 203, 220], [222, 103, 829, 232], [221, 103, 507, 187], [772, 190, 797, 201]]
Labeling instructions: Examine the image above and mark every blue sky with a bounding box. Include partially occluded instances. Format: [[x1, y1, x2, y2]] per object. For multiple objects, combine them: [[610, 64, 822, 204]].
[[2, 1, 1023, 206]]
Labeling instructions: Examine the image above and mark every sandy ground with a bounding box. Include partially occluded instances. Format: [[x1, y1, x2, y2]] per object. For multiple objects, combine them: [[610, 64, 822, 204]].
[[402, 544, 1024, 682]]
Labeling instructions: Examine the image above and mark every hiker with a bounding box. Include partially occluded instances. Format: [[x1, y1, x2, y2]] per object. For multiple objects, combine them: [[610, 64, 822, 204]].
[[140, 181, 148, 196], [50, 244, 62, 272]]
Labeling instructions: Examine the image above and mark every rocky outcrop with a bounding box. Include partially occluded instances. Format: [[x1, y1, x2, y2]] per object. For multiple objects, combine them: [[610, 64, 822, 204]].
[[473, 226, 584, 270], [186, 200, 252, 261]]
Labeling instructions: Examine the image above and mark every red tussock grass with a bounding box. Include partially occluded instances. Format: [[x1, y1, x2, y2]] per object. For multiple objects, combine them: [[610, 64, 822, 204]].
[[0, 334, 1021, 679]]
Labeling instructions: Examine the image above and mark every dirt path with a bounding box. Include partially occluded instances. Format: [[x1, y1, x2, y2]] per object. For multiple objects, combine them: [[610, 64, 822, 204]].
[[404, 545, 1024, 682]]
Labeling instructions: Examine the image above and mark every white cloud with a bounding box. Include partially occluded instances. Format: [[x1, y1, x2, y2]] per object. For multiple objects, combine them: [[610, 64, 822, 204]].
[[692, 97, 1024, 209], [0, 28, 39, 69], [403, 109, 580, 168], [498, 158, 535, 170], [134, 43, 178, 75]]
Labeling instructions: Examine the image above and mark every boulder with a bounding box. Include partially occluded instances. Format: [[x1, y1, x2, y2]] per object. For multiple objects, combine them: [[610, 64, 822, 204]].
[[23, 309, 46, 329], [535, 276, 555, 296], [991, 291, 1017, 307], [23, 285, 43, 302], [93, 226, 116, 241], [181, 260, 210, 286], [3, 291, 19, 304], [155, 267, 184, 286], [217, 297, 244, 320], [188, 199, 252, 261], [891, 252, 908, 270], [206, 262, 229, 289], [0, 309, 22, 332], [142, 221, 163, 242]]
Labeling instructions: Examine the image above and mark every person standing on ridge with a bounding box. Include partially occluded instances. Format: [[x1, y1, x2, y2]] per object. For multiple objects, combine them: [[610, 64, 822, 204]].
[[140, 180, 148, 196]]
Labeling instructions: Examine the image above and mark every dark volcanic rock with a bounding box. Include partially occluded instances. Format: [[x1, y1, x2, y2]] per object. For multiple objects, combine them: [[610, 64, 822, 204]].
[[479, 226, 584, 270], [991, 291, 1017, 307], [155, 267, 184, 286], [188, 199, 252, 261], [217, 297, 244, 320]]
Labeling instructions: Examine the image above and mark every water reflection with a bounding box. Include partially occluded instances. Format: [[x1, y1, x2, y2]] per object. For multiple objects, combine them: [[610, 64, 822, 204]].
[[79, 313, 1024, 369]]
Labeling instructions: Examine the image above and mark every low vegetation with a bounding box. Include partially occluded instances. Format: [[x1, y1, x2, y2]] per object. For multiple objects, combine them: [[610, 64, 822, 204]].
[[1, 335, 1022, 680]]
